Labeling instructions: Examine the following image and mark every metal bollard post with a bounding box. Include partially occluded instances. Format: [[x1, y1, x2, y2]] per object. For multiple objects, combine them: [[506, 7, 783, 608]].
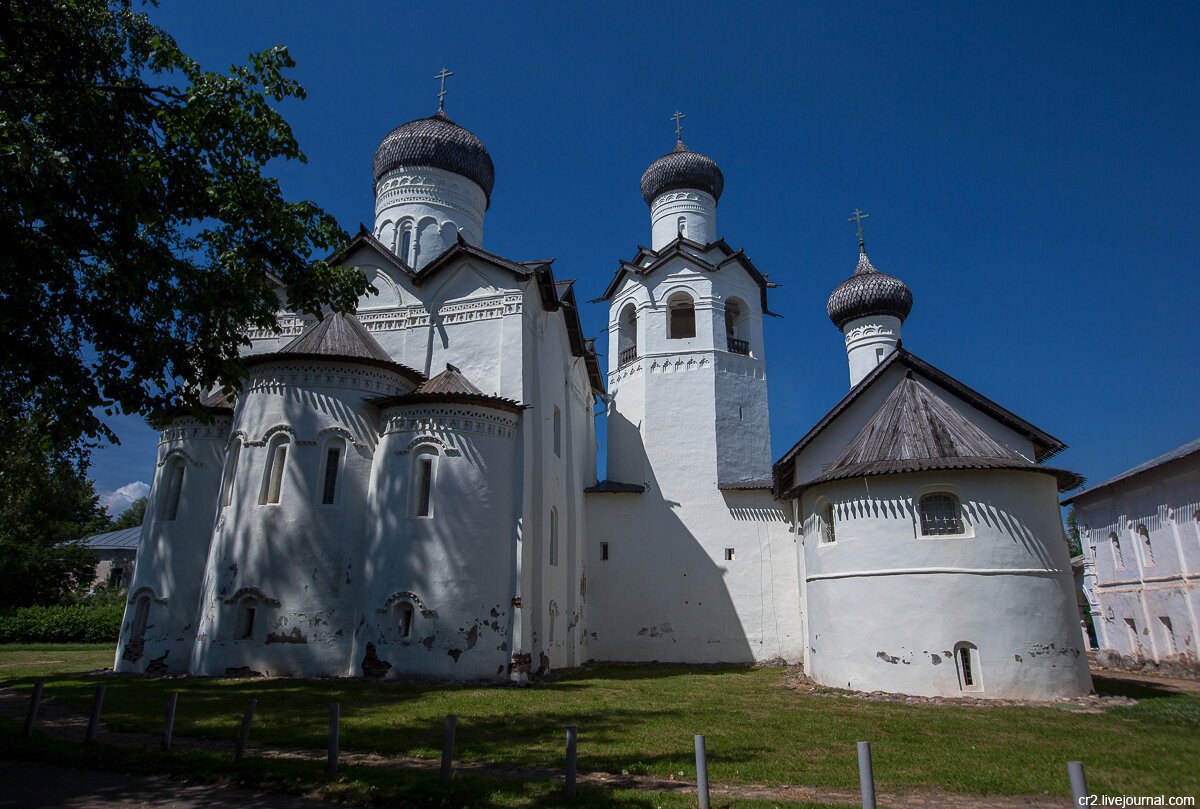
[[439, 714, 457, 783], [234, 698, 257, 761], [328, 703, 340, 773], [161, 692, 179, 751], [565, 724, 577, 797], [694, 734, 710, 809], [1068, 761, 1088, 806], [857, 741, 876, 809], [23, 681, 43, 739], [84, 684, 106, 744]]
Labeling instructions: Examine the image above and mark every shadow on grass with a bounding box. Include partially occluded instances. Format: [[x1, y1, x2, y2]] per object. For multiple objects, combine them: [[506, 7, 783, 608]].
[[0, 722, 851, 809], [19, 671, 782, 777], [1093, 675, 1200, 729]]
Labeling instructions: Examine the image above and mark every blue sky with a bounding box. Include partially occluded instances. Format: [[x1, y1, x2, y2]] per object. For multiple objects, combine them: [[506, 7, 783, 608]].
[[91, 1, 1200, 513]]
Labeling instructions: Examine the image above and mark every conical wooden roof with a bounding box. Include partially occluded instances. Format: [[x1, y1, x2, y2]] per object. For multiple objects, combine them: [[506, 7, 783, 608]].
[[807, 373, 1082, 491], [279, 311, 393, 363], [417, 364, 484, 395]]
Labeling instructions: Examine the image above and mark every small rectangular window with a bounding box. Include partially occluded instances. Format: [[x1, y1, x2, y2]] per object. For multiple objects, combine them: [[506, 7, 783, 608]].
[[724, 548, 735, 561], [237, 605, 257, 640], [321, 447, 341, 505], [108, 568, 123, 589], [397, 603, 414, 640], [416, 457, 433, 517], [600, 542, 609, 561]]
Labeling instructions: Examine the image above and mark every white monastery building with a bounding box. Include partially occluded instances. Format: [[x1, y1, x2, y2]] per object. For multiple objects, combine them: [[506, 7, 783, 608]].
[[115, 93, 1091, 698], [1064, 438, 1200, 669]]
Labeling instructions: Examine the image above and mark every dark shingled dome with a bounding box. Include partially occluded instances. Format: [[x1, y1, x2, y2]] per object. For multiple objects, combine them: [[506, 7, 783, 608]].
[[640, 140, 724, 207], [373, 110, 495, 203], [827, 249, 914, 329]]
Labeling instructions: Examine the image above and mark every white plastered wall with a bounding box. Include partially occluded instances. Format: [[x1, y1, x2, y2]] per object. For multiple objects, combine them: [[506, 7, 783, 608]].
[[114, 415, 230, 674], [799, 469, 1091, 698], [1075, 457, 1200, 664]]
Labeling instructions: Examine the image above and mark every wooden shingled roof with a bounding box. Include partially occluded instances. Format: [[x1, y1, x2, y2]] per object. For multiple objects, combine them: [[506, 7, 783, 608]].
[[783, 372, 1082, 499], [279, 311, 393, 362], [416, 364, 484, 395]]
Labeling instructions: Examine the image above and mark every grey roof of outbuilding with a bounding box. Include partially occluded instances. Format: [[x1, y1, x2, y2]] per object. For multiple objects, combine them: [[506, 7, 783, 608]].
[[639, 140, 724, 206], [78, 526, 141, 551], [372, 110, 495, 203], [827, 247, 914, 329], [782, 373, 1082, 499], [1061, 436, 1200, 506]]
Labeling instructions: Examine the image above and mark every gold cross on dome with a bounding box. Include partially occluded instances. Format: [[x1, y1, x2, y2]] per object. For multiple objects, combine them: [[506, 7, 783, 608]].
[[434, 68, 454, 111], [671, 110, 685, 141], [848, 208, 870, 248]]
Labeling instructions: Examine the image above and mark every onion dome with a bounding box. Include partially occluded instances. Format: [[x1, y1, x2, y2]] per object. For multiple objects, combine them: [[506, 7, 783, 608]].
[[640, 140, 724, 207], [827, 247, 914, 329], [372, 109, 495, 202]]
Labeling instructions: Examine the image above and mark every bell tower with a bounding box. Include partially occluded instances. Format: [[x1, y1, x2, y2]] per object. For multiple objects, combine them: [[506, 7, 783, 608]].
[[603, 126, 772, 490]]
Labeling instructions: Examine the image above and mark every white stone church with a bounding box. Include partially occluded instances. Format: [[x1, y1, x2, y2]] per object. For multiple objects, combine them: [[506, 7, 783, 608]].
[[115, 97, 1092, 699]]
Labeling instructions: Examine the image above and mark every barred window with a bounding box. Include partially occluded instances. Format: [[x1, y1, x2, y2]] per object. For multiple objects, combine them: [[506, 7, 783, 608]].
[[918, 492, 963, 536]]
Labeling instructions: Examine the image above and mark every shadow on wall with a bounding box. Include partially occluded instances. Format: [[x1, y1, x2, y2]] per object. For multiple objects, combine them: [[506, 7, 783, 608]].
[[589, 409, 755, 664]]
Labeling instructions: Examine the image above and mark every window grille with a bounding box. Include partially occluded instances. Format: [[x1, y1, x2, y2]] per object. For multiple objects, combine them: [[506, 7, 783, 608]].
[[918, 493, 963, 536]]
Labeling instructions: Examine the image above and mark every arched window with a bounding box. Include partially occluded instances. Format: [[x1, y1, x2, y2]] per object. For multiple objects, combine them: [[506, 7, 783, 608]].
[[1110, 531, 1124, 569], [412, 448, 437, 517], [954, 642, 982, 691], [1136, 524, 1154, 566], [396, 601, 415, 641], [820, 502, 836, 544], [260, 435, 290, 505], [918, 492, 964, 536], [725, 298, 748, 355], [318, 437, 345, 506], [549, 507, 559, 566], [667, 292, 696, 339], [130, 595, 151, 642], [617, 302, 638, 366], [221, 440, 241, 508], [677, 216, 687, 238], [553, 406, 562, 458], [400, 227, 413, 264], [158, 457, 185, 521], [235, 597, 258, 640]]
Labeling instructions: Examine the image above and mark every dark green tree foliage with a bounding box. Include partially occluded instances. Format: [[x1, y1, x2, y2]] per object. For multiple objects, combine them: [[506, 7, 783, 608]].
[[0, 0, 367, 448], [1065, 505, 1082, 557], [110, 496, 146, 530], [0, 422, 110, 608]]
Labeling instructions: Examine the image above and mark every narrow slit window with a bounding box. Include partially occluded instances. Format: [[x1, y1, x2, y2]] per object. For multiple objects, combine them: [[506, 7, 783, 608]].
[[724, 547, 735, 561], [221, 440, 241, 508], [553, 406, 562, 458], [397, 602, 414, 641], [160, 460, 185, 521], [677, 216, 686, 237], [600, 542, 609, 561], [261, 437, 289, 505], [400, 229, 413, 263], [416, 457, 433, 517], [821, 502, 836, 544], [955, 643, 981, 691], [131, 597, 150, 641], [321, 445, 341, 505], [236, 601, 257, 640], [549, 508, 559, 567]]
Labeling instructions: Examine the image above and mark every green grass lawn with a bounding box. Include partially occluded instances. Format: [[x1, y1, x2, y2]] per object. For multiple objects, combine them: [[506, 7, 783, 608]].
[[1, 644, 1197, 804]]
